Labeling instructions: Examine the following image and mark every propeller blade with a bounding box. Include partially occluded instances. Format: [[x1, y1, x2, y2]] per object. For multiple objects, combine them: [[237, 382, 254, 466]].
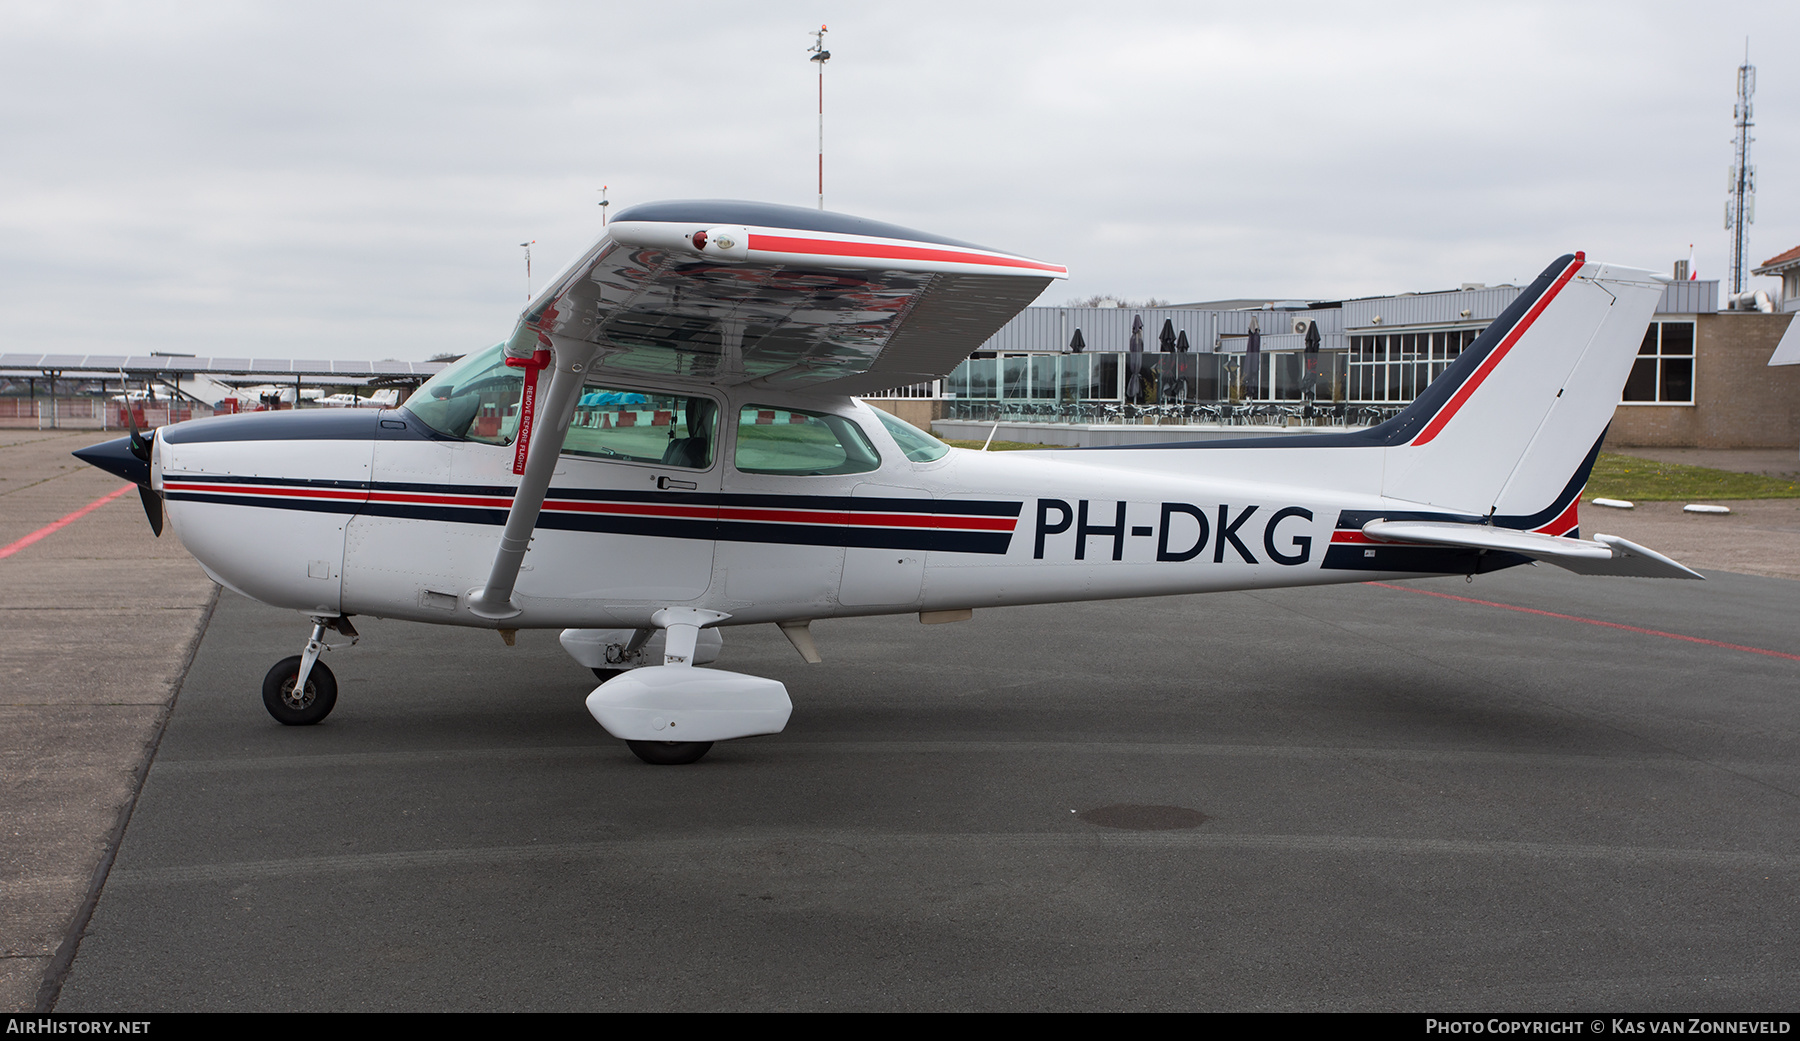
[[77, 380, 164, 537], [122, 389, 152, 462], [138, 484, 164, 538]]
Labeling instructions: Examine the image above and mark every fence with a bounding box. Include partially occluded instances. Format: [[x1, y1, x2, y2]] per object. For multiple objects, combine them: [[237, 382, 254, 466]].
[[0, 398, 218, 430]]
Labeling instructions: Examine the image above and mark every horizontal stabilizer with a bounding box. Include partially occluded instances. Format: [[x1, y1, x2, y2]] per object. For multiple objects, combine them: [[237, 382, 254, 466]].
[[1362, 521, 1703, 580]]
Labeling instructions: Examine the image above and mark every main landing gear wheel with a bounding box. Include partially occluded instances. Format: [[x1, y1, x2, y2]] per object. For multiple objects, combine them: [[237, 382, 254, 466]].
[[626, 740, 713, 766], [262, 655, 338, 726]]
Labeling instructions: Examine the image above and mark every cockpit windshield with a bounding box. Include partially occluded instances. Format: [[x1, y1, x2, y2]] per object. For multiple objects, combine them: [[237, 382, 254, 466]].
[[404, 344, 524, 445]]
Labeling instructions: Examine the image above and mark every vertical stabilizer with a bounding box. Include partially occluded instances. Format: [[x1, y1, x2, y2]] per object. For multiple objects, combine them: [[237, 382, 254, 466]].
[[1378, 257, 1665, 520]]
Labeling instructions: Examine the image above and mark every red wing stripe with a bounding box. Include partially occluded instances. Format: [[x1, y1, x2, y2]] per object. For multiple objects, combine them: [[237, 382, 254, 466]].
[[748, 234, 1067, 275], [1411, 258, 1584, 447]]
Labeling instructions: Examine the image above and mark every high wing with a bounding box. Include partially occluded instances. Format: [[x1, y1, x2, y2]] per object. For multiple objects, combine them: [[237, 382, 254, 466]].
[[501, 200, 1067, 395], [469, 200, 1066, 620]]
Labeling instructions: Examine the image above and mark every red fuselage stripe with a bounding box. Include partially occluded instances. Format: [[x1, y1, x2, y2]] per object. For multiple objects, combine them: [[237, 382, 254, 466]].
[[166, 482, 367, 502], [1410, 259, 1584, 447]]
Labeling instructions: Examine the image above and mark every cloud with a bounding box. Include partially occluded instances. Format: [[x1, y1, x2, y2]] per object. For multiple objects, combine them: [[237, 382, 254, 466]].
[[0, 1, 1791, 359]]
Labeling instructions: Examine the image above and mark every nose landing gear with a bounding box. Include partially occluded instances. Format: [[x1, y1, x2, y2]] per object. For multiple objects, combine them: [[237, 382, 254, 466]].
[[262, 616, 358, 725]]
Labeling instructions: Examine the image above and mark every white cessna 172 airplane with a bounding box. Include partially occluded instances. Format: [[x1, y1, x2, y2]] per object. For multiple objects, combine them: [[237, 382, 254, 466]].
[[76, 200, 1701, 764]]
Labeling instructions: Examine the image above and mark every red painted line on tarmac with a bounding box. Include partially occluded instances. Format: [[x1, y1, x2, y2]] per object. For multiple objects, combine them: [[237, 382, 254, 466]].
[[1367, 581, 1800, 663], [0, 484, 135, 560]]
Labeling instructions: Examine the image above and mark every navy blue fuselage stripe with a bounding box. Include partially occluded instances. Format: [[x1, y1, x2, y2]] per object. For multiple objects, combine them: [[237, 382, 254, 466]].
[[363, 500, 1011, 553], [163, 492, 366, 516], [164, 487, 1019, 554], [1319, 545, 1530, 575]]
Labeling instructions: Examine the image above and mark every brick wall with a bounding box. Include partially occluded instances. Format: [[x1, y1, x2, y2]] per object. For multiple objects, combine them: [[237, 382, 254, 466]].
[[1608, 312, 1800, 448]]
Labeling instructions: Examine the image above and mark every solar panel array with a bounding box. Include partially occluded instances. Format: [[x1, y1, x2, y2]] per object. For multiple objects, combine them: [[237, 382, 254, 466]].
[[0, 354, 446, 378]]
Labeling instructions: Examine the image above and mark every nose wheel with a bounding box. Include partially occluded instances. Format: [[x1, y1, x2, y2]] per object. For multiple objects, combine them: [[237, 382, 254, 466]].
[[262, 615, 356, 725], [263, 656, 338, 725]]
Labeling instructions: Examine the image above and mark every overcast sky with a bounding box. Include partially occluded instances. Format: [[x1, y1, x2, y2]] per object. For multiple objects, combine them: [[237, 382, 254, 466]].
[[2, 1, 1794, 362]]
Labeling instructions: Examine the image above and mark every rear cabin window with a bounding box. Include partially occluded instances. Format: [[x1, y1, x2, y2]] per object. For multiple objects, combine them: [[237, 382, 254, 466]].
[[564, 387, 718, 469], [871, 408, 950, 463], [734, 406, 880, 476]]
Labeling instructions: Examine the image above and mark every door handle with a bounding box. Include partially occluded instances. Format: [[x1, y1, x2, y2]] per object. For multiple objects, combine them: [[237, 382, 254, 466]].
[[657, 476, 696, 490]]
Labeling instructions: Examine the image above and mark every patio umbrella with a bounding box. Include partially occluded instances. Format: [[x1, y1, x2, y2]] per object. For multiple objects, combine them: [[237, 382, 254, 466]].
[[1245, 318, 1261, 398], [1175, 330, 1191, 353], [1069, 328, 1086, 353], [1126, 315, 1145, 403], [1158, 318, 1177, 353], [1303, 319, 1321, 396]]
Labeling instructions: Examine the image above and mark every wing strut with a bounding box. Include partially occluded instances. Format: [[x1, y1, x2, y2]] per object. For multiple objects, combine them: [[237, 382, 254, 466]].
[[468, 339, 599, 619]]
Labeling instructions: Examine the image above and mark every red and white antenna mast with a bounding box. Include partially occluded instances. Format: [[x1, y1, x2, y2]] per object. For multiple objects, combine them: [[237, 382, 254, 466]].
[[808, 25, 830, 210]]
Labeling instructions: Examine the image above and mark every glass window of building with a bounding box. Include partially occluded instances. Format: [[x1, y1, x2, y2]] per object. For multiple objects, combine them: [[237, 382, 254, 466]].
[[1622, 321, 1696, 404], [1348, 329, 1476, 404]]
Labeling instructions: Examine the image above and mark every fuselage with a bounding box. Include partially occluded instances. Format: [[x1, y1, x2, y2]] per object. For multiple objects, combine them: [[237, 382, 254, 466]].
[[150, 371, 1528, 632]]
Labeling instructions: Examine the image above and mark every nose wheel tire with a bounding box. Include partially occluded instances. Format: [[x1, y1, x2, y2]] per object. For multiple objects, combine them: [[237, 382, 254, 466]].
[[262, 656, 338, 726], [626, 740, 713, 765]]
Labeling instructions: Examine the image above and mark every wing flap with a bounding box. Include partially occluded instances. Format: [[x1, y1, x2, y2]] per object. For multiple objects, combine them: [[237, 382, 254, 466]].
[[1362, 520, 1703, 579]]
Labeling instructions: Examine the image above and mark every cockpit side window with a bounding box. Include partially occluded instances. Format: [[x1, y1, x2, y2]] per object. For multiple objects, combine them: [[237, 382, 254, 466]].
[[734, 406, 880, 476], [405, 345, 718, 467], [563, 386, 718, 469]]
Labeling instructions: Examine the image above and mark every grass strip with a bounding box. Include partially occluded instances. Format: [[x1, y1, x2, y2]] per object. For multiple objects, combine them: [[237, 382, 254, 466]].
[[1586, 453, 1800, 501]]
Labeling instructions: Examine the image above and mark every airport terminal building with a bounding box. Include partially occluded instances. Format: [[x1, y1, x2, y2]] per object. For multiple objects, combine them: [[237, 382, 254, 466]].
[[872, 269, 1800, 450]]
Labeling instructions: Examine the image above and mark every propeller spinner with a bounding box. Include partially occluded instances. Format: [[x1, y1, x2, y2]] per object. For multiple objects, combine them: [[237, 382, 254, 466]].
[[72, 396, 164, 537]]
